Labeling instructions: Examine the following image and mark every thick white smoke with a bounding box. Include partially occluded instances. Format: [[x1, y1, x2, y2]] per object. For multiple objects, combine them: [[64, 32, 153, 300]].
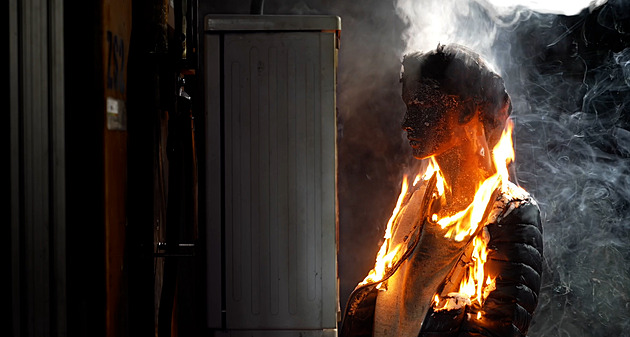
[[482, 0, 608, 16], [395, 0, 499, 64], [393, 0, 630, 335], [395, 0, 609, 71]]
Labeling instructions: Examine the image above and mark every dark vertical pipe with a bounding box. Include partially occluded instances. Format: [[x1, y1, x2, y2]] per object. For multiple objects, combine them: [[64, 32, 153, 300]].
[[126, 0, 166, 333], [158, 0, 194, 335], [64, 0, 106, 333]]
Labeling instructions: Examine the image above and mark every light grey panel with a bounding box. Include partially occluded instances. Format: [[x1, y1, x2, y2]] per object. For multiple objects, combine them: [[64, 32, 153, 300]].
[[318, 32, 338, 328], [221, 31, 336, 330]]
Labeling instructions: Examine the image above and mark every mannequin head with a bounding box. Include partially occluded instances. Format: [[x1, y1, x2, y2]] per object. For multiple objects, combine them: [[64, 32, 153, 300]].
[[400, 44, 511, 160]]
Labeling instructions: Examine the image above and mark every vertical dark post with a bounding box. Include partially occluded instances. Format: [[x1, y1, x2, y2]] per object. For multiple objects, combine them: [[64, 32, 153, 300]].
[[126, 0, 168, 334], [10, 0, 67, 335]]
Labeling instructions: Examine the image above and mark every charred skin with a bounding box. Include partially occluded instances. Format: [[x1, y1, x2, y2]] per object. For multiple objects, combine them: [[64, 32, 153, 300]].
[[419, 199, 543, 337]]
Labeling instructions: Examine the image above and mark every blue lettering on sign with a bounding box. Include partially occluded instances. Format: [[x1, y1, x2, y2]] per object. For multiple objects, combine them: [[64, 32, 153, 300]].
[[107, 31, 126, 94]]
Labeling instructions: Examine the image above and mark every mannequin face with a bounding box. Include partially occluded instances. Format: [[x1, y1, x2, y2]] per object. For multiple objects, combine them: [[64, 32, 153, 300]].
[[401, 85, 469, 159]]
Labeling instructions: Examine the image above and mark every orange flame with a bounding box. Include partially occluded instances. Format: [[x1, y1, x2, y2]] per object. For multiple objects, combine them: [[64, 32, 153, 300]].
[[361, 158, 448, 288], [457, 231, 493, 306], [423, 157, 446, 196], [359, 176, 409, 288], [432, 119, 517, 315], [432, 120, 516, 241], [360, 119, 521, 313]]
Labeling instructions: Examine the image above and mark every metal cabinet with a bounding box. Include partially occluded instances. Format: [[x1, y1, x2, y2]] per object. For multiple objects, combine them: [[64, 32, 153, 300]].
[[204, 15, 340, 337]]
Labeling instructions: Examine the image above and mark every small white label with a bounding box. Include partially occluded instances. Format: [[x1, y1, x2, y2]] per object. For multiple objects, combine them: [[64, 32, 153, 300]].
[[107, 97, 119, 115], [106, 97, 127, 131]]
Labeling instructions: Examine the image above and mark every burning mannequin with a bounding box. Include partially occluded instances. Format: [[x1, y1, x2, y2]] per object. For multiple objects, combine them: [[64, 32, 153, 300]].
[[341, 44, 543, 337]]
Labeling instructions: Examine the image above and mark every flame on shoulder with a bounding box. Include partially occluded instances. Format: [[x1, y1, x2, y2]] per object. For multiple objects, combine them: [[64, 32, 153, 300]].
[[360, 120, 529, 318]]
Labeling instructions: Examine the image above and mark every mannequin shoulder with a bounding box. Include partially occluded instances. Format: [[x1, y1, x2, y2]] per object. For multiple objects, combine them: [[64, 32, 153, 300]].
[[485, 181, 543, 252], [489, 182, 542, 227]]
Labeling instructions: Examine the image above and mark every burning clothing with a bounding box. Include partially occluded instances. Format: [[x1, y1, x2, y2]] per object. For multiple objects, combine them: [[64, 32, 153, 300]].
[[340, 177, 543, 337]]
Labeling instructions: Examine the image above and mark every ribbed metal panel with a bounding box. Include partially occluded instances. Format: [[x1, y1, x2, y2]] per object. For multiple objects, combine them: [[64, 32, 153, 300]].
[[205, 16, 338, 335]]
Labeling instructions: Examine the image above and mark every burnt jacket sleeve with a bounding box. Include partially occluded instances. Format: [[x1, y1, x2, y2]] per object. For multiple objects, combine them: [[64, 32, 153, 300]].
[[420, 199, 543, 337]]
